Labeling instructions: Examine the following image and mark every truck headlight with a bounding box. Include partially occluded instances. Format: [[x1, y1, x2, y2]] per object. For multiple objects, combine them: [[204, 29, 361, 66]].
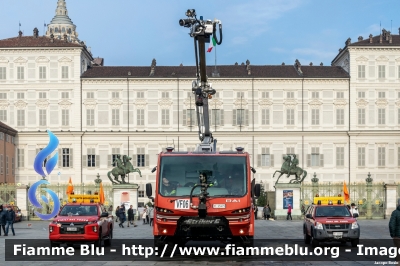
[[315, 222, 323, 230], [49, 226, 53, 233], [351, 222, 359, 229]]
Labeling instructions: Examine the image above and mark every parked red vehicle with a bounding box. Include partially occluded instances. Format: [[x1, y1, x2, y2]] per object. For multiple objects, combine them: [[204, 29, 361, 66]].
[[49, 195, 113, 247], [303, 197, 360, 247]]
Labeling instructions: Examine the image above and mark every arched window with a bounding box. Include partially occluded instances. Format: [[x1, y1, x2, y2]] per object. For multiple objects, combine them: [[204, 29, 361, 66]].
[[55, 28, 59, 33], [62, 27, 65, 32]]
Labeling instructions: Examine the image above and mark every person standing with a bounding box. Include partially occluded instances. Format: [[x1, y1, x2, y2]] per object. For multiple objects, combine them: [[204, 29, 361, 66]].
[[350, 203, 359, 217], [264, 204, 271, 220], [389, 199, 400, 261], [115, 206, 120, 222], [0, 205, 6, 235], [149, 206, 154, 226], [118, 205, 126, 228], [142, 208, 147, 225], [145, 206, 150, 224], [286, 204, 292, 220], [5, 206, 15, 236], [127, 205, 137, 227]]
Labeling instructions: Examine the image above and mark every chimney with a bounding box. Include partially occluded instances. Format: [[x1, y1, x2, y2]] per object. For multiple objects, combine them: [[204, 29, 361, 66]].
[[320, 62, 323, 66], [389, 35, 393, 44], [179, 63, 183, 67], [294, 59, 302, 74], [149, 58, 156, 76], [33, 27, 39, 38], [339, 48, 343, 53], [379, 34, 382, 43], [234, 62, 238, 65], [358, 36, 363, 41], [18, 30, 22, 37], [369, 34, 373, 43], [282, 62, 285, 65], [345, 38, 351, 46], [309, 62, 313, 66]]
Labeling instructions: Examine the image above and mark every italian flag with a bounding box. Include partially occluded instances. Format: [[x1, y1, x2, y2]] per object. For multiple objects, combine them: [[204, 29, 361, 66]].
[[207, 37, 216, 52]]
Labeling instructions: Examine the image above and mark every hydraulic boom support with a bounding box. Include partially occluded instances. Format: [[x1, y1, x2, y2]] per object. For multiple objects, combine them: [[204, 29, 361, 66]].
[[179, 9, 222, 152]]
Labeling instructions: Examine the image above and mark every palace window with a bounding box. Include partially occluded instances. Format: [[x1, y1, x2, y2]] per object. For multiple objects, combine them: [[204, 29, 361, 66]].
[[137, 109, 144, 125], [358, 65, 365, 78], [261, 109, 270, 125], [62, 110, 69, 126], [358, 147, 365, 167], [336, 147, 344, 166], [86, 109, 94, 126]]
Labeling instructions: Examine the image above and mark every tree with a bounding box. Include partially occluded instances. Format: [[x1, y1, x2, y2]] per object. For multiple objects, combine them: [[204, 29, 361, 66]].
[[257, 184, 267, 207]]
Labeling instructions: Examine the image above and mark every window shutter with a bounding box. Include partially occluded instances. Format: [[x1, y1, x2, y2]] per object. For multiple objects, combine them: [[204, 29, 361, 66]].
[[233, 110, 237, 126], [82, 155, 86, 167], [220, 110, 224, 126], [307, 154, 311, 167], [183, 110, 186, 126], [270, 154, 274, 167], [58, 149, 62, 167], [145, 154, 149, 167], [245, 109, 249, 126], [96, 155, 100, 168], [257, 155, 261, 167], [108, 155, 112, 167], [320, 154, 324, 167], [132, 155, 137, 168], [69, 148, 73, 167]]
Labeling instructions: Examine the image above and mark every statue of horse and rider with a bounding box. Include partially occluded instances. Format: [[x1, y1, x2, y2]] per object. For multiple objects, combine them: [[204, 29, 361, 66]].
[[273, 154, 307, 185], [107, 155, 142, 184]]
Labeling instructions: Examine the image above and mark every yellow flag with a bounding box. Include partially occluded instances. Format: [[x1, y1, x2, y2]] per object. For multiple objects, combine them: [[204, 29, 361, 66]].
[[99, 182, 105, 204], [66, 177, 74, 195]]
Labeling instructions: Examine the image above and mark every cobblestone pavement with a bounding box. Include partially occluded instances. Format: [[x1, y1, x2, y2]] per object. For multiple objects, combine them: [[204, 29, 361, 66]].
[[0, 219, 392, 265]]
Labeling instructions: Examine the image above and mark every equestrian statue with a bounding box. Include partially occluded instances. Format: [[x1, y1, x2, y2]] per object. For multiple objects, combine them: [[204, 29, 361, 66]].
[[107, 155, 142, 184], [273, 154, 307, 186]]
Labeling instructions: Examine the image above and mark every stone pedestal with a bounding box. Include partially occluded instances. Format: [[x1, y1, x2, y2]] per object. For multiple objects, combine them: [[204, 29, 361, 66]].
[[112, 184, 139, 215], [274, 183, 302, 220], [16, 186, 28, 220], [385, 184, 398, 218]]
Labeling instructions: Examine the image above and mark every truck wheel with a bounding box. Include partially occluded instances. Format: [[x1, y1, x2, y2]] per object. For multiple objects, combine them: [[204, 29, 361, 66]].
[[95, 232, 102, 248], [104, 228, 113, 247], [351, 238, 359, 247], [50, 241, 60, 248]]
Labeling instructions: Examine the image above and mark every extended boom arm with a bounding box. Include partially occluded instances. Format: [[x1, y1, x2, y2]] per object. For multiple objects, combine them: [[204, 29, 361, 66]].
[[179, 9, 222, 152]]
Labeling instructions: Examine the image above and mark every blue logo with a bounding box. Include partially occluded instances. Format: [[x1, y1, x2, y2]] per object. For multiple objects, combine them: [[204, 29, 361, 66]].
[[28, 130, 61, 220]]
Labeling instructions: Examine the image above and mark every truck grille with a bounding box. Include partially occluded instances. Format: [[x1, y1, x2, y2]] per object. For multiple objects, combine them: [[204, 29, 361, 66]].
[[60, 222, 86, 234], [325, 224, 350, 229]]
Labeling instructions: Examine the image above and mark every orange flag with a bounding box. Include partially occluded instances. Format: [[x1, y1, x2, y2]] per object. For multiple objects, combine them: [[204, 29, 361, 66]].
[[66, 177, 74, 195], [343, 181, 350, 204], [99, 182, 105, 204]]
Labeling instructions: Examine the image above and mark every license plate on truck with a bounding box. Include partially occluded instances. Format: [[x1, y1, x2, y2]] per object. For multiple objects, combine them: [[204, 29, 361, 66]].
[[333, 232, 343, 239], [175, 199, 189, 209], [67, 227, 77, 232]]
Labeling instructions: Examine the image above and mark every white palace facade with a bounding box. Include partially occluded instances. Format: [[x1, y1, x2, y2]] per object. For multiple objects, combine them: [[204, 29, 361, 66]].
[[0, 1, 399, 201]]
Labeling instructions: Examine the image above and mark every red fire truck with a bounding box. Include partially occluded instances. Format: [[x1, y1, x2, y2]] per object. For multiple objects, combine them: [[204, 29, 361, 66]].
[[146, 9, 260, 250], [49, 194, 114, 247]]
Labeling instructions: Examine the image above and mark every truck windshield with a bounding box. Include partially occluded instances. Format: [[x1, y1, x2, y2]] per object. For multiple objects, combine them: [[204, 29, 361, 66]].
[[59, 205, 98, 216], [315, 206, 351, 217], [159, 155, 247, 197]]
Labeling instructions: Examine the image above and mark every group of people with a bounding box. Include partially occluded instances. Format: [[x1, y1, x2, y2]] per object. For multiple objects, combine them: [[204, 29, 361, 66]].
[[141, 205, 154, 226], [0, 205, 16, 236], [115, 205, 138, 228], [114, 204, 154, 227]]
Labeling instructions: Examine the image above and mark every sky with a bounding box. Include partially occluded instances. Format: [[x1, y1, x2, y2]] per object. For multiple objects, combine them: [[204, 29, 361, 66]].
[[0, 0, 399, 67]]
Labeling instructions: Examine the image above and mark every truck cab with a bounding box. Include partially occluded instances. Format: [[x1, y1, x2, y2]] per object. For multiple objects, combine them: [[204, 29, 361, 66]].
[[147, 149, 260, 249], [49, 194, 114, 247], [303, 196, 360, 247]]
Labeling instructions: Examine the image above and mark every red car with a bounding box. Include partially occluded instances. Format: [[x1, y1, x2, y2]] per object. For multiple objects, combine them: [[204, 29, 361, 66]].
[[49, 202, 113, 248], [303, 201, 360, 247]]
